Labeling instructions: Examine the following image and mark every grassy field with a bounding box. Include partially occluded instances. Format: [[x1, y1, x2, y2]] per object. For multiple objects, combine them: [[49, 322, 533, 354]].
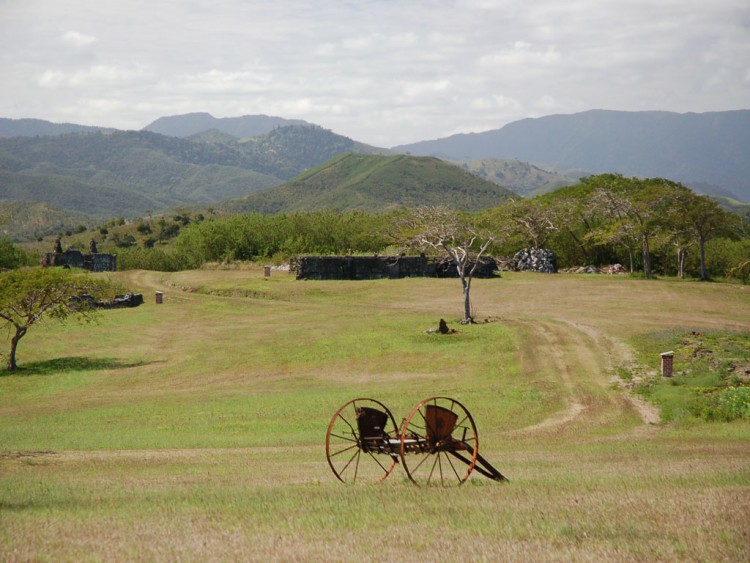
[[1, 268, 749, 561]]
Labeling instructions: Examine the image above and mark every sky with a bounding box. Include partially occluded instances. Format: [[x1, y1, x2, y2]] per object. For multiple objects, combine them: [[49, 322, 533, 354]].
[[1, 0, 748, 147]]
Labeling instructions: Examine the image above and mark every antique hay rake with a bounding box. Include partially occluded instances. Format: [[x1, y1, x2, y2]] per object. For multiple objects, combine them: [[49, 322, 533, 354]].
[[326, 396, 508, 486]]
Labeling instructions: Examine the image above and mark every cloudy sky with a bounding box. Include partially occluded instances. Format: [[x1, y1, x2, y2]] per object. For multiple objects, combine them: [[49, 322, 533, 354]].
[[1, 0, 748, 147]]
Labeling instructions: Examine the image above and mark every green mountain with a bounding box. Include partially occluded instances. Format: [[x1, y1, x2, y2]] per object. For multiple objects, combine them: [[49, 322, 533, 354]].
[[224, 153, 516, 214], [455, 159, 576, 197]]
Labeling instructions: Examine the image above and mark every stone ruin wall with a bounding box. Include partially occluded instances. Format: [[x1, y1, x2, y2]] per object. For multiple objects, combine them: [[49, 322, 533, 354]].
[[41, 249, 117, 272], [291, 255, 498, 280]]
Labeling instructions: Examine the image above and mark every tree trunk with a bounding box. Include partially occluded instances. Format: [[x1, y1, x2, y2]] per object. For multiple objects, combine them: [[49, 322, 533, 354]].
[[7, 326, 26, 371], [677, 247, 685, 278], [642, 235, 652, 278], [461, 274, 473, 323], [626, 245, 635, 273], [699, 234, 708, 280]]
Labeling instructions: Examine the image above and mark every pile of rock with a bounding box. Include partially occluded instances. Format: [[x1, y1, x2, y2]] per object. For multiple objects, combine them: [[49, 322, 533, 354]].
[[559, 264, 628, 275], [71, 292, 144, 309], [509, 248, 557, 273], [602, 263, 628, 274]]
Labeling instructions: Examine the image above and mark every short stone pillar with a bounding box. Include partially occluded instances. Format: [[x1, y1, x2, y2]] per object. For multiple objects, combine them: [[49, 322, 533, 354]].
[[264, 266, 271, 277], [660, 351, 674, 378], [155, 291, 164, 304]]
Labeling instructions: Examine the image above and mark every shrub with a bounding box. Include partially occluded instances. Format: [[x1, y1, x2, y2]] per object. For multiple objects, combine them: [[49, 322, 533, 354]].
[[698, 386, 750, 421], [116, 247, 193, 272]]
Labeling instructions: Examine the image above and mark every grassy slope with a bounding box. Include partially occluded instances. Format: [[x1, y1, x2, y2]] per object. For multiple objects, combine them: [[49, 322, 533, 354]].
[[224, 153, 516, 214], [0, 271, 748, 560]]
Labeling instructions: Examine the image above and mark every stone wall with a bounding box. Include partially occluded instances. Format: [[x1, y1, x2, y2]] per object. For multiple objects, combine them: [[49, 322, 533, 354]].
[[291, 255, 498, 280], [41, 250, 117, 272]]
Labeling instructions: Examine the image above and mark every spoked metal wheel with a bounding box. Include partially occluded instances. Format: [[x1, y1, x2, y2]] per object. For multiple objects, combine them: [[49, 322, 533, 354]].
[[325, 398, 399, 483], [399, 396, 479, 486]]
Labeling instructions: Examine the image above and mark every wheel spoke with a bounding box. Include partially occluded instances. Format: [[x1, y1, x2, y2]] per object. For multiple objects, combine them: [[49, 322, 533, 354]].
[[330, 442, 359, 458], [338, 448, 360, 478], [329, 431, 357, 443]]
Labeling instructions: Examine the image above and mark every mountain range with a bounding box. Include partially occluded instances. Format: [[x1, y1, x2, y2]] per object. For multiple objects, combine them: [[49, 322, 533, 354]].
[[395, 109, 750, 201], [1, 109, 748, 241]]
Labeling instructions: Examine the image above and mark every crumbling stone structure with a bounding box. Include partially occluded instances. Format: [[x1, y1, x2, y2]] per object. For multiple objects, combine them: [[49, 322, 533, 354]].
[[40, 248, 117, 272], [291, 255, 498, 280]]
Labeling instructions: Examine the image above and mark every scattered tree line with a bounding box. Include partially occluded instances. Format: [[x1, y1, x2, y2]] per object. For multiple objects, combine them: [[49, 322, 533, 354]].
[[157, 175, 747, 281], [2, 174, 749, 281]]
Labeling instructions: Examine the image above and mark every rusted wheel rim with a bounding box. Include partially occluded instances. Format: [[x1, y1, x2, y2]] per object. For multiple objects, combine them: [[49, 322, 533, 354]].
[[399, 396, 479, 487], [326, 398, 399, 483]]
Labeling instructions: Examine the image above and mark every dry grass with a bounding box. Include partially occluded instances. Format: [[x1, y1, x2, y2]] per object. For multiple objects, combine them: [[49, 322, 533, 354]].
[[1, 268, 749, 561]]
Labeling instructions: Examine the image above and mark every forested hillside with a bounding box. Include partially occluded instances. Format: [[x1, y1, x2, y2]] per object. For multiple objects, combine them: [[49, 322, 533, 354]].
[[0, 125, 386, 237], [224, 153, 516, 214]]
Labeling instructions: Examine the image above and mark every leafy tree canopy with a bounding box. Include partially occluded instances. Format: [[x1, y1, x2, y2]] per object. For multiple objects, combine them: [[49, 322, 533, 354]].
[[0, 268, 120, 370]]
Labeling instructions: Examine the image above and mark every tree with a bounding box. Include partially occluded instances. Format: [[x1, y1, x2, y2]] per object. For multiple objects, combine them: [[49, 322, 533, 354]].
[[0, 268, 118, 371], [393, 206, 494, 324], [0, 237, 27, 270], [588, 175, 676, 278], [675, 192, 743, 280]]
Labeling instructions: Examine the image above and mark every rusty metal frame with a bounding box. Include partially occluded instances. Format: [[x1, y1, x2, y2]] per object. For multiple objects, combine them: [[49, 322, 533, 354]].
[[325, 395, 508, 486]]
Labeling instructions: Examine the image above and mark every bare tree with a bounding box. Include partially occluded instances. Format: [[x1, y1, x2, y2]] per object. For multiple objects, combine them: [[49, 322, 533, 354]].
[[393, 206, 495, 324], [501, 198, 560, 250]]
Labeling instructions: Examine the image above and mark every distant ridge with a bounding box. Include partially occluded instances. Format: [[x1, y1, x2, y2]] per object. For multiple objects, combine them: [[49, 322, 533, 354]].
[[142, 112, 310, 138], [393, 110, 750, 201], [0, 117, 115, 137]]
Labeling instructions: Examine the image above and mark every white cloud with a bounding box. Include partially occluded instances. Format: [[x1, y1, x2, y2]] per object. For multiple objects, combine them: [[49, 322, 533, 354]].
[[37, 64, 151, 89], [0, 0, 748, 145], [62, 30, 96, 47]]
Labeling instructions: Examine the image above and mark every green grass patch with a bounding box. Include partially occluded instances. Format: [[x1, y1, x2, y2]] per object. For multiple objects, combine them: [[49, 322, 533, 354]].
[[628, 330, 750, 422], [1, 271, 749, 560]]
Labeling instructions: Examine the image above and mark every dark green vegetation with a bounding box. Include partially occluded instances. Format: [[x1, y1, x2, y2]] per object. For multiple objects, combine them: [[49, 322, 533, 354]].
[[395, 109, 750, 201], [224, 153, 515, 214], [0, 236, 30, 269]]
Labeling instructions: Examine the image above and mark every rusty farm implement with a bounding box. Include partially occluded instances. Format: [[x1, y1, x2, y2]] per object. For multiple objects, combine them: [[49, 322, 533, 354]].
[[326, 396, 508, 486]]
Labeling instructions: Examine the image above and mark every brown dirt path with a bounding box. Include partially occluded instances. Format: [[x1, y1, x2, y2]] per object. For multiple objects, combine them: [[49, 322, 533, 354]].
[[505, 317, 659, 438]]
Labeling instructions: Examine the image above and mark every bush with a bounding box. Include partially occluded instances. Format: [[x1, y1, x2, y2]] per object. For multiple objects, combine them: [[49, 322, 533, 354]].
[[697, 386, 750, 421], [0, 237, 28, 269], [705, 238, 750, 283], [115, 247, 193, 272]]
